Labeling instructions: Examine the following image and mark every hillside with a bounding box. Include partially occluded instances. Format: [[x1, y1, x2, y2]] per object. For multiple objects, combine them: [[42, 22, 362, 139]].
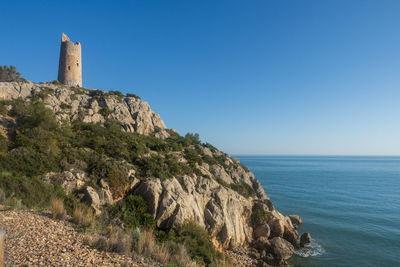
[[0, 81, 305, 266]]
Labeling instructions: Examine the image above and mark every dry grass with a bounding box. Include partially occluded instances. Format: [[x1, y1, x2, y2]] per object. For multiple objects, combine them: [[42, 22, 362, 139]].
[[84, 226, 132, 255], [172, 244, 199, 267], [72, 204, 94, 227], [134, 229, 172, 264], [136, 228, 155, 255], [0, 230, 4, 266], [50, 197, 66, 220], [151, 243, 170, 264], [108, 227, 132, 254]]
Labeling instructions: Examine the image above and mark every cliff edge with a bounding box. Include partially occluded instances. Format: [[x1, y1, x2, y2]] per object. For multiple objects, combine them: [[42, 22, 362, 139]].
[[0, 81, 305, 266]]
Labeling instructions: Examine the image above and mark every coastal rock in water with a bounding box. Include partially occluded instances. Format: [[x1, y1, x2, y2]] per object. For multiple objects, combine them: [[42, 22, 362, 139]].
[[288, 215, 302, 228], [270, 237, 294, 260], [300, 232, 312, 247]]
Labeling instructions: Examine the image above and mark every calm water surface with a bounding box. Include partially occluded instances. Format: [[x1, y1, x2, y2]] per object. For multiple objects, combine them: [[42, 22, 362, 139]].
[[235, 156, 400, 267]]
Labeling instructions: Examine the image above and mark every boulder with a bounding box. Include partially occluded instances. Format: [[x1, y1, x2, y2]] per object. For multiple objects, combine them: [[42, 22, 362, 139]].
[[253, 237, 271, 251], [98, 179, 113, 205], [84, 186, 101, 215], [288, 215, 302, 228], [270, 237, 294, 260], [283, 224, 299, 246], [269, 219, 285, 238], [254, 224, 271, 239], [300, 232, 312, 247]]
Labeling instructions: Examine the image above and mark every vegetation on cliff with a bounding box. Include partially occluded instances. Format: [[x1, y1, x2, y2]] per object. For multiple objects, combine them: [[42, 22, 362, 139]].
[[0, 66, 23, 82], [0, 97, 229, 266], [0, 82, 302, 266]]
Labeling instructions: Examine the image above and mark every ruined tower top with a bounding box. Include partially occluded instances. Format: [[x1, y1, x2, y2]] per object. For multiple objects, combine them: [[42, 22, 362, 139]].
[[57, 33, 82, 87]]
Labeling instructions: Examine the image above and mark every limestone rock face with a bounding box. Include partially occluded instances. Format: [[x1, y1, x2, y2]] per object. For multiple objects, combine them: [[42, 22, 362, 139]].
[[0, 81, 34, 100], [0, 81, 169, 138], [42, 171, 88, 194], [133, 175, 254, 249]]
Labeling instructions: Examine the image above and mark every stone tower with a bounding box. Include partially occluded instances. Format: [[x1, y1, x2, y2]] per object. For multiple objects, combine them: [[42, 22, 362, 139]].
[[57, 33, 82, 87]]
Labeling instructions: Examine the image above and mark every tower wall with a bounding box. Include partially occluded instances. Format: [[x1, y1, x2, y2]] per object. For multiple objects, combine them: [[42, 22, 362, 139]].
[[57, 33, 82, 87]]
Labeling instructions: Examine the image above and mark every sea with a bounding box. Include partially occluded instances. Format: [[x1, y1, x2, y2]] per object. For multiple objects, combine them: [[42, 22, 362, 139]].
[[235, 155, 400, 267]]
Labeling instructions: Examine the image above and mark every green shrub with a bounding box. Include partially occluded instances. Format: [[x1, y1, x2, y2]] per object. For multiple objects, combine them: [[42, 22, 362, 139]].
[[99, 107, 112, 118], [0, 147, 60, 176], [35, 87, 55, 100], [108, 90, 124, 97], [184, 133, 201, 146], [51, 80, 62, 85], [0, 65, 21, 82], [264, 198, 274, 211], [89, 90, 105, 98], [175, 221, 223, 266], [251, 206, 270, 226], [184, 148, 203, 167], [60, 103, 72, 109], [111, 195, 155, 229], [228, 182, 256, 198], [126, 93, 141, 99], [0, 103, 7, 115], [0, 171, 68, 208], [136, 154, 195, 180], [13, 100, 58, 131], [0, 135, 7, 153]]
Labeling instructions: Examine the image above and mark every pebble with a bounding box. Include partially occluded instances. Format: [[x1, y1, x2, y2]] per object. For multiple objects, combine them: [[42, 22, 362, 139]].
[[0, 210, 158, 266]]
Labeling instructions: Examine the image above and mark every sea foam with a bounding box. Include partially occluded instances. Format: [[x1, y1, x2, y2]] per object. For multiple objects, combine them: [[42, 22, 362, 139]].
[[294, 240, 325, 257]]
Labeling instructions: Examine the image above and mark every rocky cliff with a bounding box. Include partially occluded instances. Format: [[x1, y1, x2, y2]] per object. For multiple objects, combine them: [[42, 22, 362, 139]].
[[0, 81, 306, 266], [0, 81, 169, 138]]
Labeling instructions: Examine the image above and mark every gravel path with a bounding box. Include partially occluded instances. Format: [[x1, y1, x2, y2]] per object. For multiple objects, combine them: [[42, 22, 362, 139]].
[[0, 210, 155, 266]]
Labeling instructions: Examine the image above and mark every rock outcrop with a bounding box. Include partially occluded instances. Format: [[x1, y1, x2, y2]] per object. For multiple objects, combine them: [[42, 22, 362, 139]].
[[288, 214, 302, 228], [42, 171, 88, 194], [0, 81, 169, 138], [300, 232, 312, 247], [133, 174, 254, 249]]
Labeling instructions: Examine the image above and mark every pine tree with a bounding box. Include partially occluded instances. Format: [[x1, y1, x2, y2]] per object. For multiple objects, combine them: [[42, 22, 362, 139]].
[[0, 65, 22, 82]]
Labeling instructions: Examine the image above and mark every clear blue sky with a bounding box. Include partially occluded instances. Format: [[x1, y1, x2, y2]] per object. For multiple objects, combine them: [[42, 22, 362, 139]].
[[1, 0, 400, 155]]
